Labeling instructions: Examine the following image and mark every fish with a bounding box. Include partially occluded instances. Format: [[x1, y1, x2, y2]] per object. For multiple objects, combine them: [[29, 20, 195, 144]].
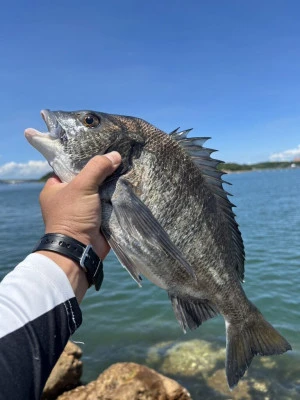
[[25, 109, 291, 388]]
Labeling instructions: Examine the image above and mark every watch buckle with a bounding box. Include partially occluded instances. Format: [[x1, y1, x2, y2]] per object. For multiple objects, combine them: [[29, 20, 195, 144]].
[[80, 244, 92, 272]]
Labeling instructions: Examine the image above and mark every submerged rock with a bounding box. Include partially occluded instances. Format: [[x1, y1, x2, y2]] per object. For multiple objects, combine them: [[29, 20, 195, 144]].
[[146, 339, 282, 399], [147, 339, 226, 378], [206, 369, 258, 400], [42, 341, 83, 399], [57, 362, 191, 400]]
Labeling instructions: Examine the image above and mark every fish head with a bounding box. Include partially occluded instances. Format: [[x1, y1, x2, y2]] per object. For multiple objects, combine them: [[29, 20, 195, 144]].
[[25, 110, 146, 182]]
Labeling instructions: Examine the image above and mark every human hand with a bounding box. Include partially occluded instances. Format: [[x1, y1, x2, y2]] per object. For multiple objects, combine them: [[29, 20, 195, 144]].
[[39, 152, 122, 260]]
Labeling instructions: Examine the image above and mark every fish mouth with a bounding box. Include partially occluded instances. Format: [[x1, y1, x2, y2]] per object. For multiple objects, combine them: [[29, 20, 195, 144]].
[[41, 110, 68, 144], [25, 110, 76, 182], [24, 110, 66, 170], [25, 110, 68, 150]]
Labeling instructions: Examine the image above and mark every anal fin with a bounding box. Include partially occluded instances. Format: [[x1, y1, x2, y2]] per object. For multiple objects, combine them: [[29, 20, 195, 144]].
[[169, 293, 219, 332]]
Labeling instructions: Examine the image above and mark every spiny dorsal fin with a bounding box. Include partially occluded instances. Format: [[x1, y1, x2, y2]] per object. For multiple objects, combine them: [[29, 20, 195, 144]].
[[169, 128, 245, 281]]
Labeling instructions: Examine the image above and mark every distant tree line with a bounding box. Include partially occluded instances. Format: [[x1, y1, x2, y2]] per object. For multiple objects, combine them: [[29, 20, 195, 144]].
[[40, 172, 54, 181]]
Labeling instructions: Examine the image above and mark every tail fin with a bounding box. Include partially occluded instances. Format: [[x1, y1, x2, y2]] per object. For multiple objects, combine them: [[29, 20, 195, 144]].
[[225, 312, 292, 389]]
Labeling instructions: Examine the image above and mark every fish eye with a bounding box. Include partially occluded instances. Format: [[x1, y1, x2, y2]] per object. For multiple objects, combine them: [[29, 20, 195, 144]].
[[83, 114, 101, 128]]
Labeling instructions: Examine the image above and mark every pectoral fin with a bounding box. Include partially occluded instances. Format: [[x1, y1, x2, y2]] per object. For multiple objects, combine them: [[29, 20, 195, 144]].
[[106, 179, 195, 282], [103, 228, 143, 286]]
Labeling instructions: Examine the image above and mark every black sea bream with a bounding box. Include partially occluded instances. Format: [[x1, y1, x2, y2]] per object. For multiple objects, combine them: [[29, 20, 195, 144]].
[[25, 110, 291, 388]]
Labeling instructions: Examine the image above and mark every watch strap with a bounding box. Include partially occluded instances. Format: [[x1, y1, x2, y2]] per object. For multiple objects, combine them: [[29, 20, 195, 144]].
[[32, 233, 103, 291]]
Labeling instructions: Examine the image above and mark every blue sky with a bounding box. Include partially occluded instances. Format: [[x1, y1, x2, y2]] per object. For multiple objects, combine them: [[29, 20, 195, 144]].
[[1, 0, 300, 178]]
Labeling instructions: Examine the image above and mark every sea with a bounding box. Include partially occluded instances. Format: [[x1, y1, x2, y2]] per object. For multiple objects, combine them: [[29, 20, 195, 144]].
[[0, 168, 299, 399]]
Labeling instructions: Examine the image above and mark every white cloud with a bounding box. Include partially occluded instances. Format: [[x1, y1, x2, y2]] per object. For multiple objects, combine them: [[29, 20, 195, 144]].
[[269, 145, 300, 162], [0, 160, 52, 179]]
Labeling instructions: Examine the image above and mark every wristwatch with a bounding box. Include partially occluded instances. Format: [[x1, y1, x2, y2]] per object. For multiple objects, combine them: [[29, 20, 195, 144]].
[[32, 233, 103, 291]]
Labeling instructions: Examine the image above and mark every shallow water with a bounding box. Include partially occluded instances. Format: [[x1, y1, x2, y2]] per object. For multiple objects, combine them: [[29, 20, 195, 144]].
[[0, 168, 299, 398]]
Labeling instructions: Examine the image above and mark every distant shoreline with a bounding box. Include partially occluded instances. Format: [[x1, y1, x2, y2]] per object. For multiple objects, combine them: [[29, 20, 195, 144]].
[[223, 166, 299, 174], [0, 179, 42, 185], [218, 161, 300, 174]]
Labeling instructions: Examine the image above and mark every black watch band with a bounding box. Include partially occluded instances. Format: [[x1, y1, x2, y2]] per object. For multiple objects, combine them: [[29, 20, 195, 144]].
[[32, 233, 103, 291]]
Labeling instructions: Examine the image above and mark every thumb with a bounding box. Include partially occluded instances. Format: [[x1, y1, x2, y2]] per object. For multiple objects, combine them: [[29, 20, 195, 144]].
[[72, 152, 122, 192]]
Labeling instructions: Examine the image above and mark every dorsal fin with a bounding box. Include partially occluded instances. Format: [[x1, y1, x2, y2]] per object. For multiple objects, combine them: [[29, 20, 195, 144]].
[[169, 128, 245, 281], [170, 127, 207, 142]]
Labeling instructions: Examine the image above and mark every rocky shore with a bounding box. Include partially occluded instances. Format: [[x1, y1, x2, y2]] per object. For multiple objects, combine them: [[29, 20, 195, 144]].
[[42, 339, 297, 400], [42, 342, 190, 400]]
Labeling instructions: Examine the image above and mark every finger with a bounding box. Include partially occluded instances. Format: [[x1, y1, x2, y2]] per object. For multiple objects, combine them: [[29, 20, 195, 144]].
[[72, 152, 122, 192]]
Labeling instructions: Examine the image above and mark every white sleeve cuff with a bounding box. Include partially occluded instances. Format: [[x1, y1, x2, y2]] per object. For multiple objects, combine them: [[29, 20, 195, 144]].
[[0, 253, 77, 339]]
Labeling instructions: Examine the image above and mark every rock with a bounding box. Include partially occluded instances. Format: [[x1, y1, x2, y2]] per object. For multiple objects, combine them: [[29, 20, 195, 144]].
[[57, 362, 191, 400], [259, 356, 277, 369], [42, 341, 83, 399], [58, 381, 97, 400], [147, 339, 226, 378]]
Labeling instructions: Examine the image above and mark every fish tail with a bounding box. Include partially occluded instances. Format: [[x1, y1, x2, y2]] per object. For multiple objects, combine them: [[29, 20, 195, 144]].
[[225, 308, 291, 389]]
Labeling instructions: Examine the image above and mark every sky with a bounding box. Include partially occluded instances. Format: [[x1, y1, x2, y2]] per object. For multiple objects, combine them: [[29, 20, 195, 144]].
[[0, 0, 300, 179]]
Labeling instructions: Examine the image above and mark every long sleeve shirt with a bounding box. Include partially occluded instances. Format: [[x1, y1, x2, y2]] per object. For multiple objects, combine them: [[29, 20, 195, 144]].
[[0, 253, 82, 400]]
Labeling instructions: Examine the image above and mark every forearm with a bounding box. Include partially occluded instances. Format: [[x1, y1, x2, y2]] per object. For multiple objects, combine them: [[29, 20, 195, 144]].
[[0, 253, 82, 400], [36, 250, 89, 303]]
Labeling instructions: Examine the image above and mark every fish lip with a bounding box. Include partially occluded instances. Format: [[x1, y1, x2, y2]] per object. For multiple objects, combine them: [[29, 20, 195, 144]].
[[41, 109, 67, 143]]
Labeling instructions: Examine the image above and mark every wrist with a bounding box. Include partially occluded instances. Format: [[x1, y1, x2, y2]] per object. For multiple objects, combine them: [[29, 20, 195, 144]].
[[45, 227, 91, 247], [32, 233, 104, 300], [44, 227, 106, 259]]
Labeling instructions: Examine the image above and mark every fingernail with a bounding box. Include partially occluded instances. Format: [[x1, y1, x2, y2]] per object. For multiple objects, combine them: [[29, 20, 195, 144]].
[[104, 151, 122, 168]]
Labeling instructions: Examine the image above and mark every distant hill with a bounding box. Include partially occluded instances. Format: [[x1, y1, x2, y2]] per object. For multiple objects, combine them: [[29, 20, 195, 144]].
[[40, 172, 55, 181]]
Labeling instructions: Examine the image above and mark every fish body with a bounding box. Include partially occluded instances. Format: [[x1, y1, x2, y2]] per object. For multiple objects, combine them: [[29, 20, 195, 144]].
[[25, 110, 291, 388]]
